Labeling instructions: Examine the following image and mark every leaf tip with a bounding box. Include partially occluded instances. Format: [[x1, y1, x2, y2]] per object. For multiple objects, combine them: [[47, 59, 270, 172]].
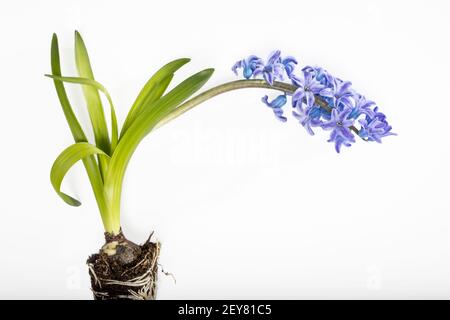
[[51, 33, 58, 49], [72, 199, 82, 207], [203, 68, 215, 78], [74, 30, 84, 45], [61, 193, 82, 207], [173, 58, 191, 69]]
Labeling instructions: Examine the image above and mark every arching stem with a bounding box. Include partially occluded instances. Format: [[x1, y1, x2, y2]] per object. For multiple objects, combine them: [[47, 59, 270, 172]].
[[156, 79, 361, 136]]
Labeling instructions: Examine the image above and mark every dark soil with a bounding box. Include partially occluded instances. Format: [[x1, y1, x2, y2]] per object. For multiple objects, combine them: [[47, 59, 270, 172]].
[[87, 231, 160, 300]]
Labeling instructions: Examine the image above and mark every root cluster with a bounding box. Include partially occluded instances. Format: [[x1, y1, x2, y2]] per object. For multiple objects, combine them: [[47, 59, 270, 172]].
[[87, 232, 160, 300]]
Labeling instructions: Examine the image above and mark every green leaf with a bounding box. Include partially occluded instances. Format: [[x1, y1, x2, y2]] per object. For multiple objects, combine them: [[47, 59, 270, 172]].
[[120, 58, 190, 138], [45, 74, 119, 152], [74, 31, 111, 177], [50, 33, 108, 213], [50, 34, 87, 142], [51, 142, 110, 206], [49, 34, 116, 233], [104, 68, 214, 224]]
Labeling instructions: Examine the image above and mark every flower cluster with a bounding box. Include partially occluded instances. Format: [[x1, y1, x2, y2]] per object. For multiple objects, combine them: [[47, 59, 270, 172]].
[[232, 51, 395, 152]]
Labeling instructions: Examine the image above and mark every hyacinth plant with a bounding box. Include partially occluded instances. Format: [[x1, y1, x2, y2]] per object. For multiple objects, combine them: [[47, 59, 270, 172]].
[[49, 32, 394, 300]]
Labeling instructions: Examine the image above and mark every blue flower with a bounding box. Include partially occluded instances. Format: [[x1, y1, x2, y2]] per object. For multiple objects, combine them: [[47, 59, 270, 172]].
[[327, 78, 354, 109], [332, 135, 354, 154], [231, 51, 395, 152], [358, 107, 396, 143], [291, 70, 327, 108], [232, 55, 263, 79], [321, 108, 356, 153], [253, 50, 285, 85], [281, 56, 298, 78], [292, 106, 323, 136], [302, 66, 334, 87], [348, 95, 376, 119], [232, 51, 297, 84], [262, 94, 287, 122]]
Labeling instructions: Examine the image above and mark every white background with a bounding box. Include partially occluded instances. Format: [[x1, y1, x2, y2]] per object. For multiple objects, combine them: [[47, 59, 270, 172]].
[[0, 0, 449, 299]]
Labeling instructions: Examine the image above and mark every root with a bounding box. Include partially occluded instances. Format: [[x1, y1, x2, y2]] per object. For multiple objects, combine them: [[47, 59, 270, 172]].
[[159, 263, 177, 284], [87, 239, 160, 300]]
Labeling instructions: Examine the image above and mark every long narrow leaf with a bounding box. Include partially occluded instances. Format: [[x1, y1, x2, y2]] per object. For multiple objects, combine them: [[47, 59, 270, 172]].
[[104, 68, 214, 223], [50, 34, 108, 217], [74, 31, 111, 177], [45, 74, 119, 151], [139, 73, 174, 117], [50, 34, 87, 142], [51, 142, 110, 206], [120, 58, 190, 137]]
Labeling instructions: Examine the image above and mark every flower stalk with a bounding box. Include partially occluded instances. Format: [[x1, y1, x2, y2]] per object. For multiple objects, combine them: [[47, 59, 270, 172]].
[[156, 79, 361, 135], [156, 80, 294, 128]]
